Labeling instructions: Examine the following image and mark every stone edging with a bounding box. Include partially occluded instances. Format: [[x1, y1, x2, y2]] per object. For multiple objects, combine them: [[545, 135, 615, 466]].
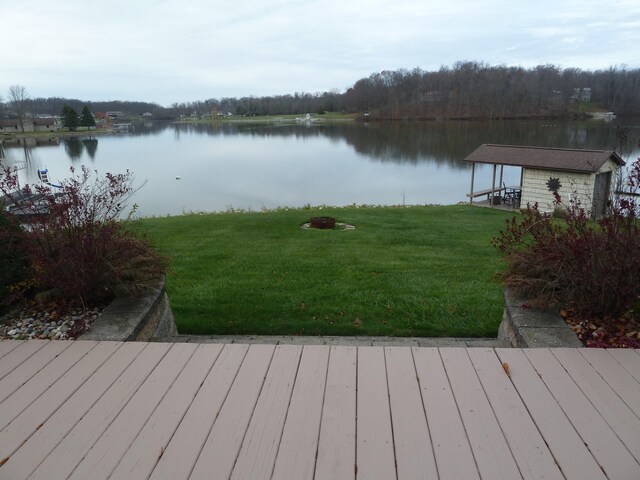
[[79, 277, 177, 342], [498, 287, 582, 347]]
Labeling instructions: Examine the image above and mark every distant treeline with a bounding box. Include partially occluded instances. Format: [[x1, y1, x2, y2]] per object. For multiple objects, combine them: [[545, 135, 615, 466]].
[[11, 62, 640, 120]]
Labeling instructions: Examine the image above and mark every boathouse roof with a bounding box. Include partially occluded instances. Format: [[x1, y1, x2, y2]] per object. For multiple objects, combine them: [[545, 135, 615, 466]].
[[464, 144, 625, 173]]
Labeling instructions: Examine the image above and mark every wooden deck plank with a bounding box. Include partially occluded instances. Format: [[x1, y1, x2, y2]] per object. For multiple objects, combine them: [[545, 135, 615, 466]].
[[231, 345, 302, 479], [2, 342, 157, 479], [439, 348, 521, 480], [385, 347, 439, 480], [412, 347, 478, 479], [0, 339, 48, 381], [496, 348, 606, 479], [579, 349, 640, 419], [525, 348, 640, 480], [551, 348, 640, 463], [314, 346, 357, 480], [105, 344, 224, 480], [0, 342, 639, 480], [270, 345, 329, 480], [189, 344, 275, 480], [354, 346, 397, 480], [0, 339, 25, 359], [0, 341, 70, 403], [467, 348, 564, 480], [32, 342, 192, 480], [149, 344, 249, 480], [0, 341, 122, 459], [0, 341, 97, 431], [608, 348, 640, 384]]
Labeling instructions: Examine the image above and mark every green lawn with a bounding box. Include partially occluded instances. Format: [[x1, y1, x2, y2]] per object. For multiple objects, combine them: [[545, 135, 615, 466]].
[[139, 205, 515, 337]]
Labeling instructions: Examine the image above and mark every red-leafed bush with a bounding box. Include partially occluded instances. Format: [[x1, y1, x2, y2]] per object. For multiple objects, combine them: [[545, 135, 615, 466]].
[[493, 159, 640, 320], [0, 165, 166, 306]]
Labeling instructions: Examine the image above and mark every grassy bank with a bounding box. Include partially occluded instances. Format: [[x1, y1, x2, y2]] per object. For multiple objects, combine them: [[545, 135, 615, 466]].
[[139, 205, 514, 337]]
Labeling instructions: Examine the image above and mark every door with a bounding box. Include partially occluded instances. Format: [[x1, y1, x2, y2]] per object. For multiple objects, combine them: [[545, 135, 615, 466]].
[[592, 171, 611, 218]]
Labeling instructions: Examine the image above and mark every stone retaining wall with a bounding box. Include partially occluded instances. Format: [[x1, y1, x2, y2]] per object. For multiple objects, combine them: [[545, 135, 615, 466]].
[[498, 287, 582, 347], [80, 277, 177, 342]]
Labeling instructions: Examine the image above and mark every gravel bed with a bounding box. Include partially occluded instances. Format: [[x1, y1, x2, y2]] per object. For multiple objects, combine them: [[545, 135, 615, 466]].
[[0, 306, 102, 340]]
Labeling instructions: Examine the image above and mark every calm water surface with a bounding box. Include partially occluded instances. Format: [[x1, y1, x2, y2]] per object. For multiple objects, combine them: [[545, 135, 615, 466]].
[[2, 120, 638, 217]]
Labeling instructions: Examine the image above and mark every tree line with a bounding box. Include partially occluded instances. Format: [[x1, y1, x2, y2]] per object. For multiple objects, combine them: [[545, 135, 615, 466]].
[[3, 62, 640, 120]]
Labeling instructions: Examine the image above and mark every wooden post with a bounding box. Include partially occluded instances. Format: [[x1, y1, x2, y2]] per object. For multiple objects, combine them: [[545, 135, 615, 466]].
[[499, 165, 504, 189], [491, 164, 497, 207], [469, 163, 476, 204]]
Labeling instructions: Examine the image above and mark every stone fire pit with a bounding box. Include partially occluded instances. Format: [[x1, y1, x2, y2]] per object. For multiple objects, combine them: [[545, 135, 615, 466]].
[[309, 216, 336, 229]]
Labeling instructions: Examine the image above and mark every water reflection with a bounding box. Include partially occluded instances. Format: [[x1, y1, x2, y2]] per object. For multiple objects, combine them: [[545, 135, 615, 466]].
[[1, 120, 638, 217], [64, 138, 84, 160]]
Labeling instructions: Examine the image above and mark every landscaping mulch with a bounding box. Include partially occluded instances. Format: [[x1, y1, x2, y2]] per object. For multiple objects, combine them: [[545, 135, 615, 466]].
[[561, 308, 640, 348], [0, 302, 103, 341]]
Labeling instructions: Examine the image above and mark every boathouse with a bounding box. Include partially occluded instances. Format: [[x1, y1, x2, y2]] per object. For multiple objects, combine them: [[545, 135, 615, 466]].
[[464, 144, 625, 217]]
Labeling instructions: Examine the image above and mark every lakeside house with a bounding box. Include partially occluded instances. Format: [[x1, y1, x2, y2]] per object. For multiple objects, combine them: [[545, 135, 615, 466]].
[[0, 118, 58, 133], [465, 144, 625, 217]]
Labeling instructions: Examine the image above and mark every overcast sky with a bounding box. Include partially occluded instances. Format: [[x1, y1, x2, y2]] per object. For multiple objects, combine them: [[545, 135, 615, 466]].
[[2, 0, 639, 106]]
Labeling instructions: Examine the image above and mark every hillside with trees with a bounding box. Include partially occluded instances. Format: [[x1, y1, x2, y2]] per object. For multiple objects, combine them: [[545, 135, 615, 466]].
[[3, 62, 640, 120]]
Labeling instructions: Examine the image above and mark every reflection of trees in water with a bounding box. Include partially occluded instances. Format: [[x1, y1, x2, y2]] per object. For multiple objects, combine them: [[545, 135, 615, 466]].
[[159, 120, 638, 170], [82, 138, 98, 159], [36, 119, 638, 168], [64, 138, 84, 160]]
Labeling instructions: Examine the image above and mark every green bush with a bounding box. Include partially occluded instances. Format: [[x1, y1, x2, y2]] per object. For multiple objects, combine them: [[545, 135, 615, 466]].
[[0, 202, 29, 310]]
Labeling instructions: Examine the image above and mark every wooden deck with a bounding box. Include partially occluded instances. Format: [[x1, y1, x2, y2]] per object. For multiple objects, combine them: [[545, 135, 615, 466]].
[[0, 340, 639, 479]]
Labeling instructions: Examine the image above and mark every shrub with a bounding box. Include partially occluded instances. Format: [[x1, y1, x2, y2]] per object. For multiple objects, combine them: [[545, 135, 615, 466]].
[[493, 159, 640, 319], [0, 201, 29, 310], [0, 165, 166, 306]]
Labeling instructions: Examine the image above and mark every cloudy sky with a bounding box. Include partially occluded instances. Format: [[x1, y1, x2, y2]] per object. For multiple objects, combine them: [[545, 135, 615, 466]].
[[2, 0, 639, 106]]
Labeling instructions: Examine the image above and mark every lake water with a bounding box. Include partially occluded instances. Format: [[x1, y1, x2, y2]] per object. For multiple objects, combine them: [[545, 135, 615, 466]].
[[2, 119, 639, 217]]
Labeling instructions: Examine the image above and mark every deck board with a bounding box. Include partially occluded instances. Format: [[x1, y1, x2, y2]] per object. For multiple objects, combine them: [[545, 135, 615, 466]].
[[33, 343, 196, 480], [189, 344, 275, 480], [524, 348, 640, 479], [552, 348, 640, 463], [467, 348, 564, 479], [439, 348, 521, 479], [579, 349, 640, 419], [0, 339, 48, 381], [385, 347, 438, 480], [0, 341, 70, 403], [0, 341, 639, 480], [232, 344, 302, 479], [149, 344, 249, 480], [271, 345, 329, 480], [608, 348, 640, 383], [314, 346, 357, 480], [496, 348, 606, 479], [355, 346, 397, 480], [2, 342, 158, 479], [412, 347, 476, 479], [0, 341, 98, 431], [70, 343, 219, 480]]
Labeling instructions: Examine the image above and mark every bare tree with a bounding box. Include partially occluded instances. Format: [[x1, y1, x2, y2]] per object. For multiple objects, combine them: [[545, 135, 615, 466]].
[[8, 85, 30, 132]]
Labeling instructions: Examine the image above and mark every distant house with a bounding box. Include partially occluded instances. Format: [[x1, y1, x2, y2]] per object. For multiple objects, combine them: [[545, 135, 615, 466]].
[[142, 112, 153, 118], [106, 111, 125, 119], [0, 119, 20, 132], [0, 118, 57, 132], [32, 118, 56, 132], [570, 87, 592, 102], [464, 144, 625, 217]]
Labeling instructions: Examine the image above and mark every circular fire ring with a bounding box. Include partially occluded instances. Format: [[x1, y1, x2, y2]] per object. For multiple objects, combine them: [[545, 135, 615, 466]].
[[301, 217, 355, 231], [309, 216, 336, 229]]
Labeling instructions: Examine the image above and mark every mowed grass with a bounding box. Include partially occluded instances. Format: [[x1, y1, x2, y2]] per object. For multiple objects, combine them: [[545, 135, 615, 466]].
[[139, 205, 515, 337]]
